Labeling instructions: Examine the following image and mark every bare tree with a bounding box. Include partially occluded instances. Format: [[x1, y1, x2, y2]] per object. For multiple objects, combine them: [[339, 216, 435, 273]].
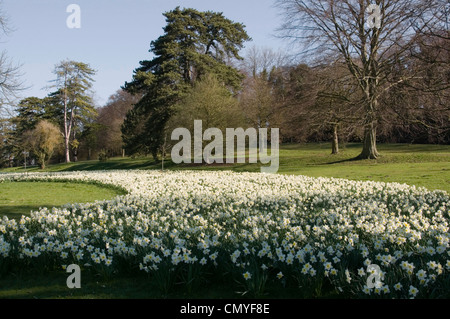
[[240, 45, 291, 78], [0, 3, 24, 110], [276, 0, 441, 159], [239, 46, 292, 131], [96, 89, 141, 157], [311, 62, 362, 154], [377, 1, 450, 144], [381, 31, 450, 144], [415, 0, 449, 43], [240, 74, 277, 130]]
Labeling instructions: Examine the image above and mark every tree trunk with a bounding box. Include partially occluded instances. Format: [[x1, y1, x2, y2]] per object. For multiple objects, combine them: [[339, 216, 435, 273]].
[[358, 121, 379, 159], [331, 123, 339, 155], [72, 130, 78, 162], [152, 150, 158, 162], [64, 137, 71, 163], [39, 154, 46, 170], [63, 79, 71, 163], [161, 136, 167, 171], [358, 85, 380, 160]]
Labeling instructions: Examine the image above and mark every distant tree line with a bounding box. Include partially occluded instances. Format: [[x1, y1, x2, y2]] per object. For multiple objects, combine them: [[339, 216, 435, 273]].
[[0, 4, 448, 168]]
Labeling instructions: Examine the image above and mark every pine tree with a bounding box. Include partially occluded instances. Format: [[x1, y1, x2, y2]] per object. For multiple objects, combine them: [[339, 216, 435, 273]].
[[12, 97, 46, 134], [122, 7, 250, 158]]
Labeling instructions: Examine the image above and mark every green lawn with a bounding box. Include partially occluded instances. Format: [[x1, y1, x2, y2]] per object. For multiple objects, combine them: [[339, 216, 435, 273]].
[[0, 143, 449, 299], [0, 181, 126, 220], [0, 270, 321, 300], [3, 143, 448, 192], [276, 143, 450, 192]]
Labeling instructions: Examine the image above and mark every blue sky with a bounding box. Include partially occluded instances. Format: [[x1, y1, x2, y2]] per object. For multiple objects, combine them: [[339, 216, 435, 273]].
[[2, 0, 287, 107]]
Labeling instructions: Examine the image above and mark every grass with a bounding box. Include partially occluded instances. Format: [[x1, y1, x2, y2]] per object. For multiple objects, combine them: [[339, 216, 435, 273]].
[[0, 181, 126, 220], [276, 143, 450, 192], [0, 269, 329, 300], [2, 143, 449, 192], [0, 143, 449, 300]]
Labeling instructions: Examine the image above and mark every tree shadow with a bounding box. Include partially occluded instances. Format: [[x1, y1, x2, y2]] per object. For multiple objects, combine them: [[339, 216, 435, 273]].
[[59, 159, 160, 172], [321, 155, 371, 165], [0, 205, 47, 220]]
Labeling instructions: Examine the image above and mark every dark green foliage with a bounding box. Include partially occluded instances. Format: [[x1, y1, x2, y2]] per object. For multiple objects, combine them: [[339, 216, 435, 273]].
[[1, 97, 59, 166], [121, 107, 154, 158], [122, 7, 250, 157], [98, 149, 109, 162], [0, 61, 98, 167], [13, 97, 46, 134]]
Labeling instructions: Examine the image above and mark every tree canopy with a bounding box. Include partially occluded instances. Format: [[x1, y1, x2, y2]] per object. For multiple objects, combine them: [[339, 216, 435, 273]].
[[122, 7, 251, 158], [51, 60, 97, 163]]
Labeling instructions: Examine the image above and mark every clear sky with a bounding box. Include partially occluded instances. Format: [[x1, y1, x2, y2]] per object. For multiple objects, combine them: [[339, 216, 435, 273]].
[[2, 0, 287, 107]]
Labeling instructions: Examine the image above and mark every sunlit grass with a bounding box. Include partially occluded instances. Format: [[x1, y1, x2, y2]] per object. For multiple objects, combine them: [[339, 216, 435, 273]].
[[2, 143, 449, 192], [0, 181, 126, 219]]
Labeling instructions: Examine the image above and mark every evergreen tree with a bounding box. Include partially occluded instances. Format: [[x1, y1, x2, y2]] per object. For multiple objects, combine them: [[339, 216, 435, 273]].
[[7, 97, 52, 163], [12, 97, 45, 133], [50, 60, 97, 163], [122, 7, 250, 158]]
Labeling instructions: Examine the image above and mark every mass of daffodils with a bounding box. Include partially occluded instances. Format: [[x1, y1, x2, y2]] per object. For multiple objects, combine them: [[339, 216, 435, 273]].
[[0, 170, 449, 298]]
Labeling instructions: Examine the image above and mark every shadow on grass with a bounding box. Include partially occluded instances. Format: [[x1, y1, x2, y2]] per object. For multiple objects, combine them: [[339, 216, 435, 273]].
[[59, 160, 160, 172], [321, 155, 370, 165], [378, 144, 450, 153], [0, 269, 340, 299], [0, 205, 48, 220]]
